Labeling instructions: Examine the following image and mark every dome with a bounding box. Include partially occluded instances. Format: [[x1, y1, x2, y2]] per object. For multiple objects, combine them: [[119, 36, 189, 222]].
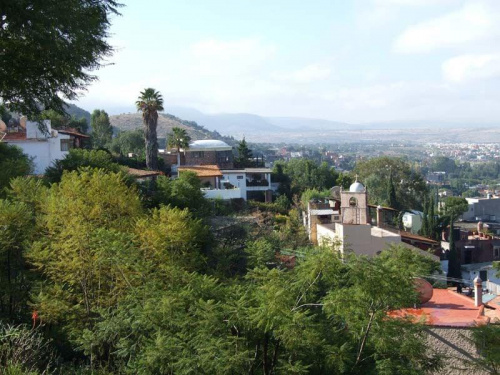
[[349, 181, 365, 193], [188, 139, 232, 151]]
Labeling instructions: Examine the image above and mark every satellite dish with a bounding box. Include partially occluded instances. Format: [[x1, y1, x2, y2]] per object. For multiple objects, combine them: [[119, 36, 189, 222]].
[[0, 120, 6, 132], [330, 186, 341, 200], [50, 129, 58, 138], [19, 116, 27, 129], [413, 278, 433, 304]]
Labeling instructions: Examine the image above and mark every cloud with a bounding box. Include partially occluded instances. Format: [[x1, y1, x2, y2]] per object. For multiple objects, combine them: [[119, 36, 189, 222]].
[[442, 53, 500, 83], [394, 2, 499, 53], [274, 64, 331, 83], [189, 38, 275, 76], [374, 0, 452, 6]]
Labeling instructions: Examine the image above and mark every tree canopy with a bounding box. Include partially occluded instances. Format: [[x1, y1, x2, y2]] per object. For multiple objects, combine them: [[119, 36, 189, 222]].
[[0, 143, 33, 197], [0, 0, 121, 117], [136, 88, 164, 170], [91, 109, 113, 148]]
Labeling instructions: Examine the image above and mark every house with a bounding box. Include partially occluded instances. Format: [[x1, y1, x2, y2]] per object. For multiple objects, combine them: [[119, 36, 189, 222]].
[[461, 262, 500, 295], [2, 118, 89, 174], [178, 165, 273, 202], [391, 279, 500, 375], [183, 140, 234, 169], [462, 196, 500, 222], [220, 168, 273, 202]]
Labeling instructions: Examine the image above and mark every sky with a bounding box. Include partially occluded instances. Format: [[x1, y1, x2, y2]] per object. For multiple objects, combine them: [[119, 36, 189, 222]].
[[74, 0, 500, 124]]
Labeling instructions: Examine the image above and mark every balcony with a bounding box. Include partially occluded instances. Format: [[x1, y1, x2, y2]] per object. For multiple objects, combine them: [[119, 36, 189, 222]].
[[202, 188, 243, 200]]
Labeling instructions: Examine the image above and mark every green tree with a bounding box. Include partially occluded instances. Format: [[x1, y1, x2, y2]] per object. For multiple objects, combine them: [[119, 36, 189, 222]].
[[0, 143, 33, 198], [167, 127, 191, 166], [234, 138, 254, 168], [44, 149, 123, 184], [443, 197, 468, 282], [355, 156, 428, 211], [136, 88, 164, 170], [28, 169, 143, 338], [110, 129, 145, 156], [0, 200, 33, 321], [42, 109, 88, 133], [90, 109, 112, 149], [0, 0, 121, 118], [387, 169, 398, 209]]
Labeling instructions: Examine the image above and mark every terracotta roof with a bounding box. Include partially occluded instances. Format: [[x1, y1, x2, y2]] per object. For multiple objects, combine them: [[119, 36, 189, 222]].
[[58, 128, 90, 138], [400, 231, 439, 244], [2, 131, 27, 141], [389, 289, 498, 327], [127, 167, 162, 178], [178, 165, 223, 177]]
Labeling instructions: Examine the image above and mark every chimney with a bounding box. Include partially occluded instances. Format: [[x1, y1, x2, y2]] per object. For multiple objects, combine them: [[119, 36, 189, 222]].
[[474, 276, 483, 307], [376, 205, 383, 228]]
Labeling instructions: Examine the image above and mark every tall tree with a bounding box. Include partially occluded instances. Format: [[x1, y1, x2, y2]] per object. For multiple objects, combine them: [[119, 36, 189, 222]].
[[0, 143, 33, 197], [91, 109, 113, 149], [444, 197, 469, 282], [387, 169, 398, 209], [167, 127, 191, 167], [234, 138, 254, 168], [136, 88, 164, 170], [0, 0, 121, 118]]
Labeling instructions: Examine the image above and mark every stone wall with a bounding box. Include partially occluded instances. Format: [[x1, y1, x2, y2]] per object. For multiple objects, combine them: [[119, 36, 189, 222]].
[[427, 327, 488, 375]]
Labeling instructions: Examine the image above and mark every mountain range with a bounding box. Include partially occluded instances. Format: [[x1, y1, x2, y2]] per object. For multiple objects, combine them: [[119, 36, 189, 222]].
[[70, 104, 500, 144]]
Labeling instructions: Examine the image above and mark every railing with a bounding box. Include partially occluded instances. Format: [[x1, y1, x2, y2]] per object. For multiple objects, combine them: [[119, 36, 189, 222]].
[[202, 188, 242, 200], [246, 179, 269, 187], [486, 280, 500, 295]]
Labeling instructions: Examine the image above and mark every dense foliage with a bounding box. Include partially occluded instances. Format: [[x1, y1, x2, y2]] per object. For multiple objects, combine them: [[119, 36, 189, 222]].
[[355, 157, 428, 211], [0, 0, 121, 117], [0, 143, 33, 197], [91, 109, 113, 148]]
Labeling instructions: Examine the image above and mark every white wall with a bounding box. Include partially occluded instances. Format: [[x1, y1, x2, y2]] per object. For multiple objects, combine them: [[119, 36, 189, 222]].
[[10, 134, 70, 174], [317, 223, 402, 256], [203, 188, 243, 200], [221, 172, 247, 199]]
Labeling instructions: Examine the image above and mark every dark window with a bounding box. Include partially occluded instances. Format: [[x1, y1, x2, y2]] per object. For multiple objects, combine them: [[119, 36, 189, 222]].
[[192, 151, 204, 158], [480, 270, 487, 281], [237, 175, 244, 179], [60, 139, 72, 151]]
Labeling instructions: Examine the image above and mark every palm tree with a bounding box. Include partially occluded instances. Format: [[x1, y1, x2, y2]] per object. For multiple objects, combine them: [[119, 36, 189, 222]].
[[136, 88, 164, 170], [167, 127, 191, 167]]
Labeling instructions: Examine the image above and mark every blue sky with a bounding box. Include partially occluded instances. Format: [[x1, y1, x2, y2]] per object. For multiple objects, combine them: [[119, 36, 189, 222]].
[[75, 0, 500, 123]]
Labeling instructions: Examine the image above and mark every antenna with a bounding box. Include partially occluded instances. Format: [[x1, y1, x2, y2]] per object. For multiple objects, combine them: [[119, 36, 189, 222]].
[[19, 116, 27, 129]]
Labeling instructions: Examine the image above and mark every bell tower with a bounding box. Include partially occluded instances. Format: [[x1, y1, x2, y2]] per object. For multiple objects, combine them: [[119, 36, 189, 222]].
[[341, 177, 368, 225]]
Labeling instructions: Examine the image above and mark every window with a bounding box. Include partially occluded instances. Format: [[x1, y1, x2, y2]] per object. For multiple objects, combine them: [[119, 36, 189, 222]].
[[192, 151, 204, 158], [349, 197, 357, 207], [494, 247, 500, 259], [60, 139, 72, 151], [237, 175, 244, 180]]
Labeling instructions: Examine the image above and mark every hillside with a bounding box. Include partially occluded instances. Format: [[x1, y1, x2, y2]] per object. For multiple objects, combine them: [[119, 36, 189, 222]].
[[109, 112, 237, 145]]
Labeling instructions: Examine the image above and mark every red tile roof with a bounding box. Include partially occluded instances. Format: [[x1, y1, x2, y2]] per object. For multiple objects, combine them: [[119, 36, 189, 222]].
[[2, 131, 27, 141], [389, 289, 498, 327], [58, 128, 90, 138], [400, 231, 439, 244]]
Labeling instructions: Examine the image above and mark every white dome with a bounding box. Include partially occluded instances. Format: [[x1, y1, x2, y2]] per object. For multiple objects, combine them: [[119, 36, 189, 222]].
[[349, 181, 365, 193], [188, 139, 232, 151]]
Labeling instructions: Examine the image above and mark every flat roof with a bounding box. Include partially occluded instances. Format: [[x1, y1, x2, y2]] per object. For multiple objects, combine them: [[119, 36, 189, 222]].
[[221, 168, 272, 173], [127, 168, 162, 178], [310, 209, 336, 215], [178, 165, 223, 177], [389, 289, 495, 327]]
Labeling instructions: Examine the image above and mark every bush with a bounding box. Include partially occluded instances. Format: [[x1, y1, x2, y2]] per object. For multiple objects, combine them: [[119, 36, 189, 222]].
[[0, 323, 55, 374]]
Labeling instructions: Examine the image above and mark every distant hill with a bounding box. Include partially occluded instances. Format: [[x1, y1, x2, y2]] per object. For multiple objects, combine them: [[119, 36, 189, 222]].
[[109, 112, 237, 146], [64, 103, 91, 125]]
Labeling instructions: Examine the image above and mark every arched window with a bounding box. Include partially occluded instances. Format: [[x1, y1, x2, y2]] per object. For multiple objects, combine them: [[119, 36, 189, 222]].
[[349, 197, 357, 207]]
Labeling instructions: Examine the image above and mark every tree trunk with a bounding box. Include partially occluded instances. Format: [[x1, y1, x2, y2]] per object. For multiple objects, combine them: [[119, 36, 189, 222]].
[[144, 113, 158, 170]]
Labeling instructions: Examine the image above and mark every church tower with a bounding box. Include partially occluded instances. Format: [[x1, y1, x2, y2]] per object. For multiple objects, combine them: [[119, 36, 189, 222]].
[[341, 178, 369, 225]]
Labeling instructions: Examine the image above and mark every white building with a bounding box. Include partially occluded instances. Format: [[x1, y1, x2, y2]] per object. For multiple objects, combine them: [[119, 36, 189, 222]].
[[3, 119, 89, 174], [310, 180, 439, 261], [462, 196, 500, 222]]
